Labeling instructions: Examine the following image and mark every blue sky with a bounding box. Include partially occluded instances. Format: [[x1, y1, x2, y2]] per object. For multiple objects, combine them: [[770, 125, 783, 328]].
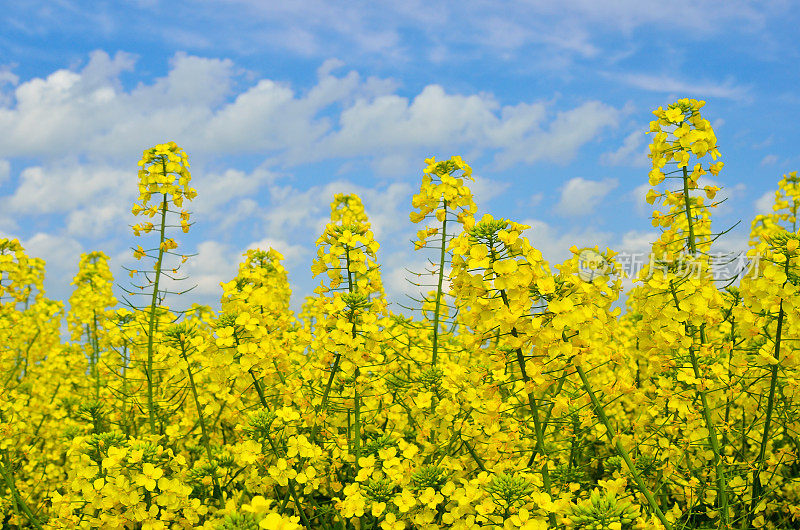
[[1, 0, 799, 314]]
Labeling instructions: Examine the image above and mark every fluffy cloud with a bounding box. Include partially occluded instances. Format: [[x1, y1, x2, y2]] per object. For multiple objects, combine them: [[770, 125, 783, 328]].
[[0, 159, 9, 184], [755, 190, 775, 214], [614, 72, 751, 101], [7, 162, 130, 214], [493, 101, 621, 168], [246, 238, 309, 266], [0, 51, 621, 174], [555, 177, 618, 216], [20, 231, 84, 303], [184, 240, 240, 298], [521, 217, 612, 266], [258, 179, 417, 246], [602, 130, 648, 167]]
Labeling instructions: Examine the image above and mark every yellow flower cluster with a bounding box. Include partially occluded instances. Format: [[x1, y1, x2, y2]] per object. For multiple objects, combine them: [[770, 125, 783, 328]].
[[133, 142, 197, 214], [3, 106, 800, 530], [648, 98, 723, 187], [409, 155, 477, 249], [0, 238, 46, 305]]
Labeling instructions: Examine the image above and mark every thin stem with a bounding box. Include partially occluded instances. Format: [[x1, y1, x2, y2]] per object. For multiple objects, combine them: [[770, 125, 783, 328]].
[[312, 244, 356, 446], [681, 165, 697, 256], [431, 200, 448, 366], [145, 188, 169, 434], [181, 341, 221, 500], [0, 449, 42, 529], [91, 309, 101, 398], [249, 368, 268, 408], [748, 256, 789, 525], [489, 240, 556, 527], [575, 364, 673, 530], [679, 163, 730, 526]]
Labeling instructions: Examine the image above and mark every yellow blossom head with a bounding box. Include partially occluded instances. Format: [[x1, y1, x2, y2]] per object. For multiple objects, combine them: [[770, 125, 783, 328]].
[[133, 142, 196, 224]]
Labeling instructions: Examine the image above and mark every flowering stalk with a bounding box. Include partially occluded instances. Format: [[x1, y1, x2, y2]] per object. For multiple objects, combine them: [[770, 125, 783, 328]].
[[409, 155, 476, 366], [145, 193, 167, 432], [575, 364, 672, 529], [129, 142, 196, 434], [308, 194, 385, 461], [68, 251, 116, 399], [646, 99, 729, 526], [165, 323, 221, 500], [450, 214, 558, 525], [747, 236, 793, 525]]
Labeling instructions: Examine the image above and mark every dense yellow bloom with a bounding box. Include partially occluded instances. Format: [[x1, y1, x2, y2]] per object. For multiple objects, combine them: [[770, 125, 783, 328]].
[[4, 119, 800, 530]]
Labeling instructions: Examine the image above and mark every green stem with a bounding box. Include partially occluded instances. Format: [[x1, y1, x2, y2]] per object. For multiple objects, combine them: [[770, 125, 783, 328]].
[[681, 166, 698, 255], [354, 371, 361, 475], [312, 244, 355, 446], [0, 450, 42, 529], [575, 365, 673, 530], [145, 188, 169, 434], [249, 368, 268, 408], [431, 200, 448, 366], [181, 342, 221, 500], [679, 164, 729, 526], [463, 439, 486, 472], [491, 244, 555, 526], [91, 309, 101, 398], [747, 257, 789, 526], [318, 354, 341, 420]]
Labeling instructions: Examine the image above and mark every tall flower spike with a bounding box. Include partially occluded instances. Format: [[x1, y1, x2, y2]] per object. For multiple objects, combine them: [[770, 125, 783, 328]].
[[134, 142, 196, 215], [410, 155, 477, 242], [67, 251, 117, 398], [0, 238, 45, 307], [128, 141, 197, 434], [408, 155, 477, 366]]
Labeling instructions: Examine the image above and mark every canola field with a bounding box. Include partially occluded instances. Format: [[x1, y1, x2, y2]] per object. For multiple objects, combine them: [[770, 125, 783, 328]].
[[1, 99, 798, 529]]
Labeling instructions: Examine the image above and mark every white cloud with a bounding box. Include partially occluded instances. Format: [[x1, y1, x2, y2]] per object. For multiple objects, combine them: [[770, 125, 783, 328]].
[[7, 162, 130, 214], [469, 176, 511, 207], [614, 72, 751, 101], [360, 183, 414, 242], [67, 204, 127, 238], [493, 101, 621, 168], [521, 218, 613, 267], [193, 166, 278, 217], [0, 52, 621, 176], [755, 190, 775, 215], [0, 51, 233, 159], [602, 130, 648, 167], [629, 182, 652, 217], [617, 230, 657, 255], [184, 240, 239, 297], [555, 177, 618, 216], [0, 159, 9, 184], [0, 69, 18, 86], [246, 238, 309, 266], [760, 154, 778, 166], [22, 231, 84, 302]]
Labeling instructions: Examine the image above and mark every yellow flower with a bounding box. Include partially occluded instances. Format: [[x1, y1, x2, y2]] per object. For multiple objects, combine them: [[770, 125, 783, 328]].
[[394, 488, 417, 513], [135, 463, 163, 491], [381, 513, 406, 530], [664, 106, 684, 123]]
